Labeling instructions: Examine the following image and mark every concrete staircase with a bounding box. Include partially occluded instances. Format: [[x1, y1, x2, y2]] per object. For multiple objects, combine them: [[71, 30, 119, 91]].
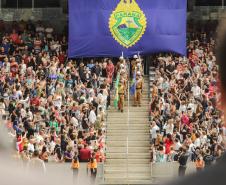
[[103, 76, 151, 184]]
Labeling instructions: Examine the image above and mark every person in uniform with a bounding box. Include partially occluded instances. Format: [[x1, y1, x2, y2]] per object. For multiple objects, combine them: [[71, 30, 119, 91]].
[[116, 56, 124, 73], [131, 55, 138, 77], [120, 65, 128, 98], [134, 71, 143, 107], [136, 58, 144, 75], [118, 79, 125, 112], [89, 153, 97, 184], [71, 153, 80, 183]]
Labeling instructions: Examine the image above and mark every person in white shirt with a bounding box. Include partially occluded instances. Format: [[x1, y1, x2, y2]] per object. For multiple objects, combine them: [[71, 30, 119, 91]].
[[35, 131, 44, 144], [0, 100, 5, 116], [191, 83, 201, 98], [150, 121, 159, 143], [217, 129, 224, 144], [187, 98, 197, 113], [27, 139, 35, 153], [194, 134, 201, 148], [45, 27, 54, 39], [188, 142, 195, 154], [70, 114, 79, 127], [163, 119, 174, 135], [20, 106, 26, 119], [27, 150, 46, 175], [27, 109, 33, 121], [20, 60, 27, 75], [89, 107, 97, 125], [200, 131, 208, 146], [97, 90, 105, 110], [174, 138, 182, 151], [179, 100, 187, 113]]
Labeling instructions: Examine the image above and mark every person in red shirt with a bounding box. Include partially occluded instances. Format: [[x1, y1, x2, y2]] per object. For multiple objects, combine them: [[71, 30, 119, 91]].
[[10, 29, 19, 44], [164, 134, 174, 154], [10, 57, 19, 77], [79, 144, 91, 162], [181, 112, 190, 129], [58, 51, 66, 64], [106, 59, 115, 84], [30, 95, 40, 107]]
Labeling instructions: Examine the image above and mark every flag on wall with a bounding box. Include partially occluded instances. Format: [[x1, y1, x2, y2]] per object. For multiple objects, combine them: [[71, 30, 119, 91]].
[[69, 0, 187, 57]]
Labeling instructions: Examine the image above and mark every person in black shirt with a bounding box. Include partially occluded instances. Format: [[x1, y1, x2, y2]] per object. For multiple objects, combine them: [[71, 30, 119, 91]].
[[203, 149, 215, 168], [92, 62, 101, 77], [178, 147, 190, 177], [54, 138, 62, 161]]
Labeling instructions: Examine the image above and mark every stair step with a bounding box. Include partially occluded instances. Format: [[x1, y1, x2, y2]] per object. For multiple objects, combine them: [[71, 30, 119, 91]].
[[104, 173, 151, 180], [106, 140, 150, 144], [107, 126, 149, 130], [104, 166, 151, 173], [106, 146, 150, 153], [105, 158, 150, 164], [104, 169, 151, 175], [102, 179, 152, 185], [107, 124, 149, 129], [107, 117, 149, 120], [106, 153, 150, 159], [106, 136, 150, 141], [108, 109, 149, 112], [107, 130, 150, 134], [106, 132, 150, 137], [107, 122, 149, 125], [108, 110, 149, 113], [104, 163, 151, 168]]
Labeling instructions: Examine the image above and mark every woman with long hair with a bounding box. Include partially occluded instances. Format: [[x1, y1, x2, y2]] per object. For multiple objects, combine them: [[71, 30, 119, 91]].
[[40, 145, 49, 162]]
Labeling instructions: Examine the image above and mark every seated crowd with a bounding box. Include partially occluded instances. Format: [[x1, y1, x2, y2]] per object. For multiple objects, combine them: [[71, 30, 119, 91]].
[[150, 30, 225, 168], [0, 20, 118, 165]]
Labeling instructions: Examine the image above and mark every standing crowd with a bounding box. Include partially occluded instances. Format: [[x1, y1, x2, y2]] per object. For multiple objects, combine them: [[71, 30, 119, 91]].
[[0, 20, 119, 177], [1, 19, 225, 179], [150, 28, 225, 175]]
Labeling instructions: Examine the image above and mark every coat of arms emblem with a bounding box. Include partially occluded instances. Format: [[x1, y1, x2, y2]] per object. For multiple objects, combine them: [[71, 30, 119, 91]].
[[109, 0, 147, 48]]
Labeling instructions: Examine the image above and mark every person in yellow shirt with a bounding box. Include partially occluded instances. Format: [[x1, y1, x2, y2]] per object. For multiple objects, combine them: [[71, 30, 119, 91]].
[[195, 155, 205, 172], [87, 153, 98, 184], [191, 130, 197, 143], [71, 154, 80, 183]]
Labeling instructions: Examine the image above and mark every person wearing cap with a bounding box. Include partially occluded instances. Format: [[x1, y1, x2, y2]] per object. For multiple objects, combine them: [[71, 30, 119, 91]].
[[136, 59, 144, 75], [116, 56, 124, 73], [131, 55, 138, 77], [118, 79, 126, 112], [134, 71, 143, 107]]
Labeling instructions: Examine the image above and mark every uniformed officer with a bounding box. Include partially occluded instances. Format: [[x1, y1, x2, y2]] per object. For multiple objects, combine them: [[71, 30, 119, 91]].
[[118, 79, 125, 112], [131, 55, 138, 77], [134, 71, 143, 107], [136, 58, 144, 75]]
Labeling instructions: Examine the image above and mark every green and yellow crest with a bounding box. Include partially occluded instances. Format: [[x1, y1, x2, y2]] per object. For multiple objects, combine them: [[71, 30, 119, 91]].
[[109, 0, 147, 48]]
